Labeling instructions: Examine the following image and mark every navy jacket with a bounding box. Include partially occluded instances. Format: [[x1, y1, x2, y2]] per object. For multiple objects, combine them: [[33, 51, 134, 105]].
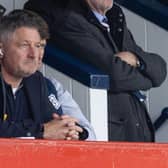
[[0, 71, 55, 138], [0, 71, 88, 139]]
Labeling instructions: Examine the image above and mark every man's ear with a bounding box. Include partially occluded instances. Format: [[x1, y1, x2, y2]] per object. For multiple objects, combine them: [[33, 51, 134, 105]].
[[0, 43, 4, 58], [0, 49, 3, 56], [0, 4, 6, 18]]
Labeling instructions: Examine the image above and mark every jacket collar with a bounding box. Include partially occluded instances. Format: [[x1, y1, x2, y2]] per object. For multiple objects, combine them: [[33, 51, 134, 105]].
[[67, 0, 123, 30], [67, 0, 124, 50], [68, 0, 101, 26]]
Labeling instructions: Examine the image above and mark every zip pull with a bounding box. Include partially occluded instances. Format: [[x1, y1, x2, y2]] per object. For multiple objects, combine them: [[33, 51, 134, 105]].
[[3, 113, 7, 121]]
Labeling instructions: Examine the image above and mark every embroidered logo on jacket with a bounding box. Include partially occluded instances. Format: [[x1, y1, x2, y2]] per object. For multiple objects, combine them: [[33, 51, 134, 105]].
[[48, 94, 61, 110]]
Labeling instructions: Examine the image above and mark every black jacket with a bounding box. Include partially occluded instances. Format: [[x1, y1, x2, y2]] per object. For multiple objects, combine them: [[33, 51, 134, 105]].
[[24, 0, 167, 142]]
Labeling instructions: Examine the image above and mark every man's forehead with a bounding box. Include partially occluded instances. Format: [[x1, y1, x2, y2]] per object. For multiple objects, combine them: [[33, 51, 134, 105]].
[[11, 27, 43, 41]]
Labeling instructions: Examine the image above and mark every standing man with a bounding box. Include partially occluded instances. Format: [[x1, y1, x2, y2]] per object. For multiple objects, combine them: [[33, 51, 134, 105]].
[[25, 0, 167, 142], [0, 9, 96, 140]]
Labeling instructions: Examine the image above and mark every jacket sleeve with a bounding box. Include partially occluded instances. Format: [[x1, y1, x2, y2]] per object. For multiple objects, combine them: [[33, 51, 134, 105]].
[[0, 119, 43, 138], [48, 77, 96, 140], [123, 28, 167, 87]]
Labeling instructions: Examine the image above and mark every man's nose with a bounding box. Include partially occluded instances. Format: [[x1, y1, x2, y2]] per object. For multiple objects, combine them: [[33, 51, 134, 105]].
[[28, 46, 37, 58]]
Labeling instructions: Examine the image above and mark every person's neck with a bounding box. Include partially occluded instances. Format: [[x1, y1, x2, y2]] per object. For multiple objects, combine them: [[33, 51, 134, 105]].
[[1, 69, 22, 88], [86, 0, 107, 15]]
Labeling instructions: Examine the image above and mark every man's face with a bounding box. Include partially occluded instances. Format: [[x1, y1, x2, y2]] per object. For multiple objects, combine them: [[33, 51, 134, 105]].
[[38, 39, 46, 69], [1, 27, 46, 81], [87, 0, 113, 15]]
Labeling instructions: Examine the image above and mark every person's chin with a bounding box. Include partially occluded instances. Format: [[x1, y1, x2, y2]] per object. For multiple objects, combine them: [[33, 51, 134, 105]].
[[23, 70, 37, 77]]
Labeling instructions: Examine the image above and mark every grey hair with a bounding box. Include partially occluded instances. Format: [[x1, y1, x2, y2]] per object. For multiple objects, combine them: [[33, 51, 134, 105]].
[[0, 9, 49, 42]]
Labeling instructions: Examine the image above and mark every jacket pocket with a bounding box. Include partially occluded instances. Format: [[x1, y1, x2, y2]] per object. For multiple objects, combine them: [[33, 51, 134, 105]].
[[108, 118, 128, 141]]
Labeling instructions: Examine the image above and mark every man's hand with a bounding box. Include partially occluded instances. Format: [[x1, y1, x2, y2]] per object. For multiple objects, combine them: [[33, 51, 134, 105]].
[[60, 115, 83, 140], [115, 51, 139, 67], [43, 114, 83, 140]]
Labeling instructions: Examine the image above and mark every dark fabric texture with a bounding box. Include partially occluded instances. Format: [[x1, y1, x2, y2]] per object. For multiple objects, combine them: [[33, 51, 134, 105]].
[[24, 0, 167, 142]]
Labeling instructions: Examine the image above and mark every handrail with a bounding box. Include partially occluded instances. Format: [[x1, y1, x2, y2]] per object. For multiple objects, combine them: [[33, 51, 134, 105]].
[[115, 0, 168, 31], [154, 107, 168, 130], [43, 42, 109, 89]]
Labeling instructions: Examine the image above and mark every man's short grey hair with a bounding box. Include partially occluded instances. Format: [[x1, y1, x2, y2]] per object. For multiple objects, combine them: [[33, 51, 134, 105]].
[[0, 9, 49, 42]]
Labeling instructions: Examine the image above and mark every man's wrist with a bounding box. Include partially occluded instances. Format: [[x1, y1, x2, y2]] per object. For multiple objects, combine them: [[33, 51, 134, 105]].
[[136, 59, 141, 68], [36, 124, 44, 139], [76, 123, 88, 140], [136, 58, 145, 70]]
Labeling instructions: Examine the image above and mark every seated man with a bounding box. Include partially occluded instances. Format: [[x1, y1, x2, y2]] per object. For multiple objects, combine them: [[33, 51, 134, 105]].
[[0, 9, 96, 140]]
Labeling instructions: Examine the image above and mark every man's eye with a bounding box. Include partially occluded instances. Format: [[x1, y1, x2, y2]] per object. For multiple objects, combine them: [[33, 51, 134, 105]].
[[40, 43, 46, 48], [35, 44, 46, 48], [20, 43, 29, 48]]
